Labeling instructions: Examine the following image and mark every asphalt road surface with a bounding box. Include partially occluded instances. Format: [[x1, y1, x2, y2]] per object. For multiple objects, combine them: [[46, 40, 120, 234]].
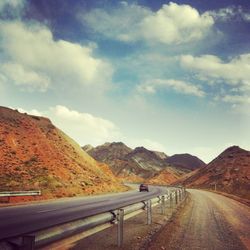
[[0, 185, 168, 240], [149, 189, 250, 250]]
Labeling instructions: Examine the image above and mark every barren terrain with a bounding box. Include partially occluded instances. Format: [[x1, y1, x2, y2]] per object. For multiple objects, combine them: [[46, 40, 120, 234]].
[[0, 107, 126, 202], [148, 190, 250, 250], [177, 146, 250, 199]]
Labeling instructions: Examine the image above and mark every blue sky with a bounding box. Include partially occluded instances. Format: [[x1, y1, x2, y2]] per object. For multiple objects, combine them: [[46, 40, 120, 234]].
[[0, 0, 250, 162]]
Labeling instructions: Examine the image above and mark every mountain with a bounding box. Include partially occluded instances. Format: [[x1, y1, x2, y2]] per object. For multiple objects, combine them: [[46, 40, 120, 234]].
[[0, 107, 126, 202], [165, 153, 206, 171], [152, 151, 168, 160], [147, 168, 182, 185], [86, 142, 133, 171], [84, 143, 188, 181], [88, 142, 133, 164], [176, 146, 250, 199], [125, 147, 167, 171], [85, 143, 170, 179], [82, 144, 94, 153]]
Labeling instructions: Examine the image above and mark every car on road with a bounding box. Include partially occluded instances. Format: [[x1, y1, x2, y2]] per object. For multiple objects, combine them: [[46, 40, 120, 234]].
[[139, 184, 149, 192]]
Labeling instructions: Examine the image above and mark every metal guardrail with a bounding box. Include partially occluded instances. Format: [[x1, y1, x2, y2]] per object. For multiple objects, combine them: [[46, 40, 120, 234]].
[[0, 191, 41, 203], [0, 191, 41, 197], [2, 187, 187, 250]]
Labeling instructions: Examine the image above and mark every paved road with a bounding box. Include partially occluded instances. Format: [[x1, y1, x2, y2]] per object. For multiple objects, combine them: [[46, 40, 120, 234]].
[[149, 189, 250, 250], [0, 185, 168, 240]]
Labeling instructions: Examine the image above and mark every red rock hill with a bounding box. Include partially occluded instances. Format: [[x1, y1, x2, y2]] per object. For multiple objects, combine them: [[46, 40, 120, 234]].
[[175, 146, 250, 199], [0, 107, 126, 202]]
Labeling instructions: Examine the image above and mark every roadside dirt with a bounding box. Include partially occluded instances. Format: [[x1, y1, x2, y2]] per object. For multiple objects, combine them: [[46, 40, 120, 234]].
[[148, 189, 250, 250], [207, 189, 250, 207]]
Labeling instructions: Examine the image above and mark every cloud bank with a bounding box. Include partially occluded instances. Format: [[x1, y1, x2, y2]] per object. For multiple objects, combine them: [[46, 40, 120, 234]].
[[81, 2, 214, 45], [180, 54, 250, 105], [0, 20, 113, 92]]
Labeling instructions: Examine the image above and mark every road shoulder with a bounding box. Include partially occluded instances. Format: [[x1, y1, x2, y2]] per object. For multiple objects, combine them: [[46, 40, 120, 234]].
[[145, 193, 192, 250], [147, 190, 249, 250]]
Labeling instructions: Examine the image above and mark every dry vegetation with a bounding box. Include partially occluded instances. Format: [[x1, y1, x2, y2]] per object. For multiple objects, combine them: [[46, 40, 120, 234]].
[[147, 168, 181, 185], [175, 146, 250, 200], [0, 107, 127, 202]]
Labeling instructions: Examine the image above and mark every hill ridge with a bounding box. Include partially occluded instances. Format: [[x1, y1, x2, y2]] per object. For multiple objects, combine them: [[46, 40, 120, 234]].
[[175, 145, 250, 199], [0, 107, 126, 202]]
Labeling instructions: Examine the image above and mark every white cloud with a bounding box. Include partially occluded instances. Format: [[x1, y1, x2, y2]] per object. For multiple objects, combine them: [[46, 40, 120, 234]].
[[180, 54, 250, 85], [137, 79, 205, 97], [18, 105, 121, 146], [206, 6, 250, 22], [222, 95, 250, 104], [81, 3, 150, 42], [0, 20, 113, 91], [16, 105, 169, 152], [81, 2, 214, 45], [139, 2, 214, 44], [48, 105, 121, 143], [206, 7, 238, 22], [1, 63, 50, 92], [243, 13, 250, 22], [17, 107, 42, 116], [0, 0, 25, 17], [180, 54, 250, 104]]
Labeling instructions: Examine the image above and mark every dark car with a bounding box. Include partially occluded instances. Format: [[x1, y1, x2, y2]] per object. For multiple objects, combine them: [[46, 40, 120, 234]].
[[139, 184, 149, 192]]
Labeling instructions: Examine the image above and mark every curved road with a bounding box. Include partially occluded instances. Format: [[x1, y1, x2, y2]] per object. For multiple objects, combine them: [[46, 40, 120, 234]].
[[149, 189, 250, 250], [0, 185, 168, 240]]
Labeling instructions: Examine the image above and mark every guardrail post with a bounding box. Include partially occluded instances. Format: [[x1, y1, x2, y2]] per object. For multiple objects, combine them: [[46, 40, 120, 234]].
[[175, 190, 178, 205], [170, 193, 173, 208], [117, 209, 124, 247], [161, 196, 165, 215], [179, 190, 182, 202], [21, 235, 35, 250], [147, 200, 152, 225]]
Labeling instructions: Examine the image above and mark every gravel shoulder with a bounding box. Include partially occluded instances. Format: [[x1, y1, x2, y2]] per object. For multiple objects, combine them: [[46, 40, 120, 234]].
[[148, 189, 250, 250]]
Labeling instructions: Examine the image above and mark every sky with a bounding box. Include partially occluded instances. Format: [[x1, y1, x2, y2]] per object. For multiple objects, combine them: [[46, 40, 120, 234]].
[[0, 0, 250, 163]]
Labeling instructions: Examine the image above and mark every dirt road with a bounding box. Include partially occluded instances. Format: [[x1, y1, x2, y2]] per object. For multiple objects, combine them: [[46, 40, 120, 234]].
[[148, 189, 250, 250]]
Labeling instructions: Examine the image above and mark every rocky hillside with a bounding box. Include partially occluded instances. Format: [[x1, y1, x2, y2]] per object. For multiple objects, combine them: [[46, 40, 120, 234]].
[[176, 146, 250, 199], [82, 144, 94, 153], [84, 143, 188, 181], [0, 107, 126, 202], [86, 142, 133, 168], [152, 151, 168, 160], [84, 142, 137, 179], [147, 168, 182, 185], [165, 153, 206, 171], [122, 146, 174, 179]]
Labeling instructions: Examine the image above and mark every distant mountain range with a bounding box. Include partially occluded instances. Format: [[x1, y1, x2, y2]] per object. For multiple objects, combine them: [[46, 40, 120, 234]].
[[2, 106, 248, 202], [175, 146, 250, 199], [0, 107, 126, 202], [83, 142, 205, 182]]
